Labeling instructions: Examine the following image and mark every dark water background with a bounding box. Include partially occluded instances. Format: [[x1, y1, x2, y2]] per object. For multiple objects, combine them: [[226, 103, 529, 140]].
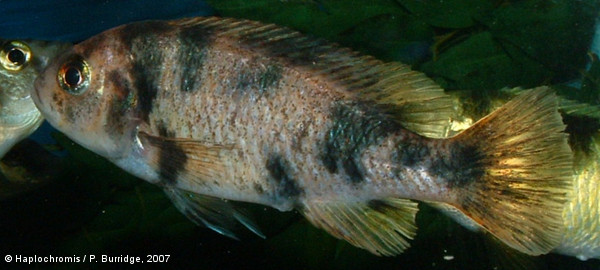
[[1, 0, 600, 269]]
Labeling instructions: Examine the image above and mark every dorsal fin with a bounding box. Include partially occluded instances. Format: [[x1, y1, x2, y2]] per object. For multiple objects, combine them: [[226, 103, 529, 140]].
[[168, 17, 456, 138]]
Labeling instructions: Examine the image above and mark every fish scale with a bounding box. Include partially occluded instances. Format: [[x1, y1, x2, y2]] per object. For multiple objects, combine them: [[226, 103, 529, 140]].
[[33, 17, 573, 256]]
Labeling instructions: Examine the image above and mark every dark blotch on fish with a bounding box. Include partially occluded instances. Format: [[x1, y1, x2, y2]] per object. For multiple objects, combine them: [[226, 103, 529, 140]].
[[320, 103, 397, 184], [119, 22, 173, 122], [342, 158, 364, 183], [145, 123, 187, 186], [433, 144, 485, 188], [393, 139, 485, 188], [253, 183, 265, 195], [178, 25, 215, 92], [236, 64, 282, 95], [266, 154, 303, 203], [395, 139, 430, 168], [132, 60, 160, 122], [106, 70, 136, 135]]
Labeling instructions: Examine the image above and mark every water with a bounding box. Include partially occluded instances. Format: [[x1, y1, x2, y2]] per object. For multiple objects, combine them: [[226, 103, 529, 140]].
[[1, 0, 600, 269]]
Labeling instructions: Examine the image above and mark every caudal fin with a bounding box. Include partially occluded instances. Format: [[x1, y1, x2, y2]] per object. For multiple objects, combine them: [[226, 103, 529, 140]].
[[450, 86, 573, 255]]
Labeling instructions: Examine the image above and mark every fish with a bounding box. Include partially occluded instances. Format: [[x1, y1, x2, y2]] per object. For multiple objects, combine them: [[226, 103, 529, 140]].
[[32, 17, 573, 256], [554, 131, 600, 261], [0, 39, 69, 158], [0, 39, 70, 198], [431, 88, 600, 261]]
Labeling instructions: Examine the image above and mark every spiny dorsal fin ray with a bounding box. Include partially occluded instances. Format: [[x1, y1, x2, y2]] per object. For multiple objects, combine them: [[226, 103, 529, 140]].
[[302, 198, 418, 256], [450, 87, 573, 255], [164, 187, 265, 239], [168, 17, 456, 138]]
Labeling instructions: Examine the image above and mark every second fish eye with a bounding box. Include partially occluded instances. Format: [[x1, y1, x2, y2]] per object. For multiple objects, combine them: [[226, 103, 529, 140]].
[[58, 55, 91, 95], [0, 41, 32, 71]]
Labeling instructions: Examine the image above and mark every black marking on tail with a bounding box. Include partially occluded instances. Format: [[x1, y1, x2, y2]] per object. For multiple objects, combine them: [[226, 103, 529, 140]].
[[393, 138, 485, 188], [434, 144, 485, 188], [319, 103, 398, 184], [178, 25, 215, 92], [266, 154, 304, 203]]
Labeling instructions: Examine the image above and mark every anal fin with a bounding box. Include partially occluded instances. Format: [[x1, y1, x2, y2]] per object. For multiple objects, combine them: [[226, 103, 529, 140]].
[[301, 198, 418, 256], [164, 187, 265, 239]]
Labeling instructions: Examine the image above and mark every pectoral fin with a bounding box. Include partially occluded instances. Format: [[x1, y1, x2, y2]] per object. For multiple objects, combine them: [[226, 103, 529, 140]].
[[138, 131, 232, 186], [137, 132, 264, 239]]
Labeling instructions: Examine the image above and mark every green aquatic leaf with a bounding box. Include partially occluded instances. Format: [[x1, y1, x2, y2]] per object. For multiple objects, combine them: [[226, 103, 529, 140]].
[[337, 13, 433, 64], [396, 0, 494, 28], [207, 0, 407, 39], [420, 31, 552, 90], [478, 0, 596, 81]]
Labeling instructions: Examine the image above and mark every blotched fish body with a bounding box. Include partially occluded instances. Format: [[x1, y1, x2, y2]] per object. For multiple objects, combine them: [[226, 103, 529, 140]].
[[33, 17, 573, 256]]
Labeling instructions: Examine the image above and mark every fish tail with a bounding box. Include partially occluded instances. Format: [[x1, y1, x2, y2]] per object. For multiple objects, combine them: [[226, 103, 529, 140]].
[[448, 86, 572, 255]]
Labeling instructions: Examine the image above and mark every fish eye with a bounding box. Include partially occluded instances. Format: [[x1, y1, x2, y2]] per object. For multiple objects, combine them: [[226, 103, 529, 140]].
[[58, 55, 91, 95], [0, 41, 32, 71]]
